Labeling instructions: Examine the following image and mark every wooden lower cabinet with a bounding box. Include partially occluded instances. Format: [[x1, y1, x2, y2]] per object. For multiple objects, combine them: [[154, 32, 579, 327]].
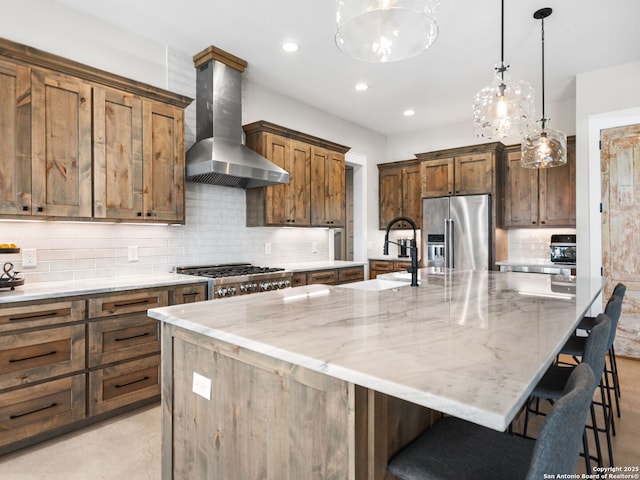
[[369, 260, 413, 279], [0, 374, 85, 449], [291, 266, 365, 287], [88, 354, 160, 417]]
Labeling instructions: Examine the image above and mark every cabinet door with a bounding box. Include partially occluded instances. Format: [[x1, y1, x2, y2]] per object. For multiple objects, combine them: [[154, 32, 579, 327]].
[[369, 260, 394, 279], [263, 133, 289, 225], [539, 139, 576, 226], [307, 269, 338, 285], [311, 148, 345, 227], [421, 159, 454, 198], [503, 149, 539, 227], [170, 284, 207, 304], [338, 266, 364, 284], [454, 153, 493, 195], [379, 166, 402, 229], [31, 69, 92, 218], [0, 60, 31, 215], [93, 87, 143, 219], [286, 139, 311, 225], [402, 164, 422, 227], [142, 100, 185, 223]]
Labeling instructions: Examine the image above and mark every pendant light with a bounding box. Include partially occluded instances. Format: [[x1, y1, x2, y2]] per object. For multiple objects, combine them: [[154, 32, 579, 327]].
[[521, 7, 567, 168], [335, 0, 439, 63], [473, 0, 535, 139]]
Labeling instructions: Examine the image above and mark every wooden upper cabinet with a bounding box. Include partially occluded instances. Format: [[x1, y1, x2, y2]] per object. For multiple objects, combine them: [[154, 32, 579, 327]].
[[311, 147, 345, 227], [0, 60, 30, 215], [31, 69, 93, 218], [503, 136, 576, 228], [378, 160, 421, 229], [0, 37, 192, 223], [244, 121, 349, 227], [142, 100, 185, 222], [93, 87, 143, 219], [420, 158, 454, 198]]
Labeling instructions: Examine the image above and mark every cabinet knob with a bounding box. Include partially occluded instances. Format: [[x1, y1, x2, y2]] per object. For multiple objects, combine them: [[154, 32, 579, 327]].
[[21, 205, 28, 212], [146, 212, 152, 217], [541, 221, 546, 225], [137, 212, 142, 217], [36, 206, 43, 212], [532, 221, 537, 225]]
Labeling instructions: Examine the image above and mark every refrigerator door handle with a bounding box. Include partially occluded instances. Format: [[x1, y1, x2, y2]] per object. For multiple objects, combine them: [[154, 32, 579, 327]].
[[448, 218, 454, 268], [444, 218, 449, 268]]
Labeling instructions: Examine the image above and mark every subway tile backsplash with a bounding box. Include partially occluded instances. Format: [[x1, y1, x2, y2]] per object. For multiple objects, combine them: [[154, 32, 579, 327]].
[[507, 228, 576, 261]]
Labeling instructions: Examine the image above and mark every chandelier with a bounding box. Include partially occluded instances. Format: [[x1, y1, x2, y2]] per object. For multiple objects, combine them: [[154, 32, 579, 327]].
[[335, 0, 439, 63], [473, 0, 535, 140], [521, 7, 567, 168]]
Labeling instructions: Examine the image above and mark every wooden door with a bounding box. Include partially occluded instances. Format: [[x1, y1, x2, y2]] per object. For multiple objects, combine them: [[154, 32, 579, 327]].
[[31, 69, 92, 218], [454, 153, 493, 195], [93, 87, 143, 220], [601, 124, 640, 358], [379, 165, 402, 229], [402, 163, 422, 227], [539, 137, 576, 226], [286, 139, 311, 226], [142, 100, 184, 223], [0, 60, 30, 215], [262, 133, 288, 225], [421, 158, 453, 197], [503, 149, 539, 227]]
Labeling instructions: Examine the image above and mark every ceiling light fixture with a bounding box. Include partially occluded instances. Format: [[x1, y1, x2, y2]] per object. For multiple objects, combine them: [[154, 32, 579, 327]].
[[355, 82, 369, 91], [282, 41, 299, 53], [335, 0, 439, 63], [472, 0, 534, 139], [403, 109, 415, 116], [521, 7, 567, 168]]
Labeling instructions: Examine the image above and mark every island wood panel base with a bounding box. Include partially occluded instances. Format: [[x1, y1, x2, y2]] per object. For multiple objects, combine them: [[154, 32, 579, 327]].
[[161, 324, 435, 480]]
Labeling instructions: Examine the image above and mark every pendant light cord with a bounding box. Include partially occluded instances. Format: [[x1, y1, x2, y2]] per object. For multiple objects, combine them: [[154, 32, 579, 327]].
[[540, 14, 547, 129]]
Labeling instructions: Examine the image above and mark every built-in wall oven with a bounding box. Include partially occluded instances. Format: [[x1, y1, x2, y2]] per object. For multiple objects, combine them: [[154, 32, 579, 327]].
[[175, 263, 292, 299], [550, 234, 576, 265]]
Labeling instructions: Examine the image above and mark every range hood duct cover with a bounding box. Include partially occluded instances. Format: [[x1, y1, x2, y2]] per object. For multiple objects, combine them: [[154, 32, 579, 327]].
[[186, 46, 289, 188]]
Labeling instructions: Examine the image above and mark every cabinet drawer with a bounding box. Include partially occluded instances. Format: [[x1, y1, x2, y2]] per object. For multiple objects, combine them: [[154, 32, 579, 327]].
[[0, 374, 85, 449], [0, 325, 85, 390], [88, 314, 160, 368], [369, 261, 394, 273], [394, 261, 413, 271], [307, 269, 338, 285], [291, 272, 307, 287], [338, 267, 364, 284], [89, 290, 169, 318], [0, 300, 85, 333], [170, 284, 207, 304], [88, 354, 160, 417]]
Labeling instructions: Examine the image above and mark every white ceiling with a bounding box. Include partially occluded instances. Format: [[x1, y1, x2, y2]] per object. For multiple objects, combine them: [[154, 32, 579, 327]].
[[53, 0, 640, 136]]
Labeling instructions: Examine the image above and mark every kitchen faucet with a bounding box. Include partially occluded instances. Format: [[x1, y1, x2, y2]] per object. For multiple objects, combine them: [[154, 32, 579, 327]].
[[383, 217, 419, 287]]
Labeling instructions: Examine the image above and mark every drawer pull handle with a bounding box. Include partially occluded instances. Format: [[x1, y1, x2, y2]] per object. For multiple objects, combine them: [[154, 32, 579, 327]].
[[115, 376, 150, 389], [315, 275, 334, 280], [113, 298, 154, 308], [115, 332, 151, 342], [10, 402, 58, 420], [9, 311, 60, 322], [182, 292, 199, 297], [9, 350, 57, 364]]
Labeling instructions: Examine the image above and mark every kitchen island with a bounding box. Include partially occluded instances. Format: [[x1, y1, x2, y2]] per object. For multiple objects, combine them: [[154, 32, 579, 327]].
[[148, 269, 604, 480]]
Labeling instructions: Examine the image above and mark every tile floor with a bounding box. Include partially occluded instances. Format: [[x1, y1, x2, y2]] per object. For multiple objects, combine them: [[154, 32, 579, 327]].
[[1, 357, 639, 479]]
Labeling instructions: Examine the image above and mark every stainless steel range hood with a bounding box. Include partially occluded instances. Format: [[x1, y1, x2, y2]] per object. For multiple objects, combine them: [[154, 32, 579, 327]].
[[186, 46, 289, 188]]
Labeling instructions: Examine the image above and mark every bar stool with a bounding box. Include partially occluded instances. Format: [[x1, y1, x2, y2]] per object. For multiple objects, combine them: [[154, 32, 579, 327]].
[[387, 363, 595, 480], [524, 314, 611, 469]]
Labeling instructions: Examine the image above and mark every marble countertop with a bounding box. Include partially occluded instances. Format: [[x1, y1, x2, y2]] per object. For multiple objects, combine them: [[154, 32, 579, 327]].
[[278, 260, 366, 272], [496, 259, 575, 269], [148, 269, 604, 431], [0, 274, 208, 304]]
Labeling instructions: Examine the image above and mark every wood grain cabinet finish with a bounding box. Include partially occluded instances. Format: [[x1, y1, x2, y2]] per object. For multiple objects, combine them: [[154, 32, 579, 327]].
[[244, 121, 350, 227], [503, 136, 576, 228], [338, 266, 365, 284], [0, 300, 85, 333], [0, 37, 191, 224], [378, 160, 422, 229], [0, 374, 85, 449], [170, 284, 207, 304], [369, 260, 412, 279], [291, 266, 364, 286]]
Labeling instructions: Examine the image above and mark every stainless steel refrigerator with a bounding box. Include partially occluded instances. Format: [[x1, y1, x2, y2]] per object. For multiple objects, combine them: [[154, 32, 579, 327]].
[[422, 194, 491, 270]]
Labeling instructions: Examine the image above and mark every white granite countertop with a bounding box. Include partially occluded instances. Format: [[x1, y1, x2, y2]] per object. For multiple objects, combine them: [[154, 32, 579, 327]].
[[148, 269, 604, 431], [278, 260, 366, 272], [496, 259, 575, 269], [0, 274, 208, 304]]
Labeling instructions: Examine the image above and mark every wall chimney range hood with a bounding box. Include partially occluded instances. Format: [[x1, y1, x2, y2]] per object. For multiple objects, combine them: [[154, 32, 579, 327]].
[[186, 46, 289, 188]]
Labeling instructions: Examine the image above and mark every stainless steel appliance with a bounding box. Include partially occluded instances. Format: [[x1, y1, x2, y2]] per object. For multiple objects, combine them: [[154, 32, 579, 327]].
[[397, 238, 414, 258], [550, 234, 576, 264], [422, 194, 491, 270], [175, 263, 292, 299]]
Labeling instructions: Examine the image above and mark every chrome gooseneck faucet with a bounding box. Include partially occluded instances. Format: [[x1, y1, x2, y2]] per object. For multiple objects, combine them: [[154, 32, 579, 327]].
[[383, 217, 419, 287]]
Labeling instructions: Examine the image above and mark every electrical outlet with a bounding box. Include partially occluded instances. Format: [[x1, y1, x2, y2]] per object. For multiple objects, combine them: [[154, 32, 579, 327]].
[[312, 242, 318, 253], [192, 372, 211, 400], [128, 246, 139, 262], [264, 243, 271, 255], [22, 248, 37, 268]]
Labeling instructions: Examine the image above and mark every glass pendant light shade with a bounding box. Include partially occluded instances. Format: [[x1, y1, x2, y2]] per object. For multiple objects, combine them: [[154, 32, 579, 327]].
[[521, 123, 567, 168], [521, 7, 567, 169], [335, 0, 439, 63], [473, 65, 535, 139]]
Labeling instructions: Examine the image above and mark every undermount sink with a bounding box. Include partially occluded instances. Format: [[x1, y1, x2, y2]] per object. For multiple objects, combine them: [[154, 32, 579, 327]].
[[336, 279, 410, 291]]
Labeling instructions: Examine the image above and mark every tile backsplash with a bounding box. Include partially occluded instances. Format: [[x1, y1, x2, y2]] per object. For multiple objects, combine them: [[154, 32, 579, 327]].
[[507, 228, 576, 261]]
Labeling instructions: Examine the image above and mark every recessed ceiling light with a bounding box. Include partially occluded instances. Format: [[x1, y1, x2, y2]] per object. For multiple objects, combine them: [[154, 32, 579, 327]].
[[404, 109, 415, 116], [355, 82, 368, 92], [282, 41, 299, 53]]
